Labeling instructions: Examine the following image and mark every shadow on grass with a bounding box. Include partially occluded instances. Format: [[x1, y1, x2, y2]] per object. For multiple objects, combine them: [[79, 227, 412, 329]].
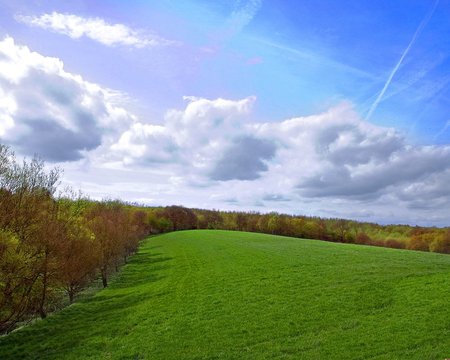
[[0, 249, 174, 359], [111, 251, 174, 290], [129, 252, 173, 265], [2, 288, 172, 359], [145, 245, 162, 251]]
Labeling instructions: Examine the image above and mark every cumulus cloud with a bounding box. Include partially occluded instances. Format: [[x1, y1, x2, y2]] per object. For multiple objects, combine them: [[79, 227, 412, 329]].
[[299, 146, 450, 198], [0, 37, 135, 161], [111, 96, 261, 180], [250, 103, 450, 203], [2, 35, 450, 224], [210, 137, 276, 181], [108, 97, 450, 223], [16, 12, 174, 48], [0, 88, 16, 137]]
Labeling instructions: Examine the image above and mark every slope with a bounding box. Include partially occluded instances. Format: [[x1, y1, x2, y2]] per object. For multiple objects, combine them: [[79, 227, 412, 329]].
[[1, 230, 450, 359]]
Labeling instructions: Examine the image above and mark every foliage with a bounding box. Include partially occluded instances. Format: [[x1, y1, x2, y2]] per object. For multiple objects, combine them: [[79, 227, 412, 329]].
[[0, 145, 148, 333]]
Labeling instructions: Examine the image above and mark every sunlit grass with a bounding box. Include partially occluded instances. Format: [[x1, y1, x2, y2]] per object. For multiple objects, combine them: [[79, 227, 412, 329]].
[[1, 230, 450, 359]]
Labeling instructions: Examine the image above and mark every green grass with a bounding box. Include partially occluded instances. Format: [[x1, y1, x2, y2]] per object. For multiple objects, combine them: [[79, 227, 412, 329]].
[[1, 230, 450, 359]]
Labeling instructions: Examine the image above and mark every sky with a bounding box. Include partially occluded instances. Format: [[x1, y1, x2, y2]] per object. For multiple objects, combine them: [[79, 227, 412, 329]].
[[1, 0, 450, 226]]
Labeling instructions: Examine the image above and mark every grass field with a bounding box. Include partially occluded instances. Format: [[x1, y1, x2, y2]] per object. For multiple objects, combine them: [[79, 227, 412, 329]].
[[1, 230, 450, 359]]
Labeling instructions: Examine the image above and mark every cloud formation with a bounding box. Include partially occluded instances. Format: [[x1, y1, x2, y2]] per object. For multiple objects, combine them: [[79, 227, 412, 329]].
[[2, 36, 450, 225], [254, 104, 450, 201], [210, 137, 276, 181], [0, 37, 135, 161], [109, 95, 450, 216], [16, 12, 173, 48], [111, 96, 258, 179]]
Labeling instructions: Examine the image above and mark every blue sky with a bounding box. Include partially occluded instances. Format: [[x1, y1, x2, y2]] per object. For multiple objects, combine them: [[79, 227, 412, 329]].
[[1, 0, 450, 225], [3, 0, 449, 137]]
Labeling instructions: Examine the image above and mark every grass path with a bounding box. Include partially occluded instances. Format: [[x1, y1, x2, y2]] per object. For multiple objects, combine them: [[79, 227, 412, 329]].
[[1, 230, 450, 359]]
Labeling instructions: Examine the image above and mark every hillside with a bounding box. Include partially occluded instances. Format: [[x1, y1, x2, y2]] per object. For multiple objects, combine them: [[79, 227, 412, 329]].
[[1, 230, 450, 359]]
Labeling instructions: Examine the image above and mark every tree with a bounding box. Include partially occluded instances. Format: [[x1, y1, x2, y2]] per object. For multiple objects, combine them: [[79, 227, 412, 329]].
[[0, 145, 61, 326], [160, 206, 197, 231], [267, 213, 285, 235], [429, 230, 450, 254], [333, 219, 350, 242], [86, 201, 125, 288], [0, 229, 40, 333], [0, 145, 150, 331], [355, 232, 371, 245], [55, 198, 98, 303], [407, 232, 430, 252]]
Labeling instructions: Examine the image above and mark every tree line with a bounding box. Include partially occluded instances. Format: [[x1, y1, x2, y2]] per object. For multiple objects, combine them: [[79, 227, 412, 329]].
[[1, 143, 449, 333], [0, 145, 148, 333], [145, 206, 450, 254]]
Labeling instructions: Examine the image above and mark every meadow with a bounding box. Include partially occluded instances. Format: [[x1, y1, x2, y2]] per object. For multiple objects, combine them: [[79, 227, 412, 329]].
[[1, 230, 449, 359]]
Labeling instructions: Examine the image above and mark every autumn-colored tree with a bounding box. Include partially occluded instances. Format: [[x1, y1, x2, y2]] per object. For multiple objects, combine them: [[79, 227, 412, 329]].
[[267, 213, 286, 235], [160, 206, 197, 231], [256, 214, 270, 234], [147, 211, 165, 233], [385, 239, 406, 249], [0, 145, 61, 326], [290, 218, 305, 238], [86, 201, 126, 288], [0, 229, 41, 332], [0, 145, 151, 331], [407, 235, 429, 251], [54, 197, 98, 303], [355, 232, 371, 245], [333, 219, 349, 242], [56, 222, 97, 303], [303, 220, 321, 240], [120, 209, 146, 264], [429, 230, 450, 254]]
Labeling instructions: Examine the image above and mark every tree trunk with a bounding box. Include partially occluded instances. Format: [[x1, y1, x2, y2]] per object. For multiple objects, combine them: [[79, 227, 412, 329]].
[[39, 255, 48, 319], [101, 267, 108, 288]]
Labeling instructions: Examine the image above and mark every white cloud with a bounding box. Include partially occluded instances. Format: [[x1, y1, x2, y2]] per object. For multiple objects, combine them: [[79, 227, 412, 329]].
[[106, 97, 450, 225], [111, 96, 259, 176], [0, 36, 135, 161], [2, 36, 450, 225], [254, 103, 450, 199], [16, 12, 174, 48], [0, 89, 16, 137]]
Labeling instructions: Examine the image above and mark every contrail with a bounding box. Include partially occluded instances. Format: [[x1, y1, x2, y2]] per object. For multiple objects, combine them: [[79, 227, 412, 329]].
[[366, 0, 439, 120]]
